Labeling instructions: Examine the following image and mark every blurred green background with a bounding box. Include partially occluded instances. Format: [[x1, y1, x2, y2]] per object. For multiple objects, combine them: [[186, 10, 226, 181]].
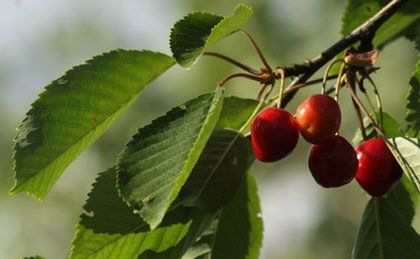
[[0, 0, 418, 258]]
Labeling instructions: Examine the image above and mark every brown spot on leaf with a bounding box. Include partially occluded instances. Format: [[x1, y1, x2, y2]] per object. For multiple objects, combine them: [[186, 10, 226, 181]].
[[92, 111, 100, 128]]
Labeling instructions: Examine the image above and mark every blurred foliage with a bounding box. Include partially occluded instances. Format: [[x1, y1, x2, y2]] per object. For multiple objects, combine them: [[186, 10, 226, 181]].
[[0, 0, 418, 258]]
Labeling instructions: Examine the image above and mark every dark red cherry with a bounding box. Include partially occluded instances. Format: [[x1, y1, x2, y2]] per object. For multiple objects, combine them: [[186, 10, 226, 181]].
[[251, 107, 299, 162], [308, 135, 358, 188], [296, 94, 341, 144], [355, 138, 403, 196]]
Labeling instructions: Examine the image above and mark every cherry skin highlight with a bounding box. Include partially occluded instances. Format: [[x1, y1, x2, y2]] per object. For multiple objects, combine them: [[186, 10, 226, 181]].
[[251, 107, 299, 162], [308, 135, 358, 188], [296, 94, 341, 144], [355, 138, 403, 196]]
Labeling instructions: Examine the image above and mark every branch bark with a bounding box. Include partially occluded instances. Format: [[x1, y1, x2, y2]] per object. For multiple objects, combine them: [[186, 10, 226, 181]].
[[278, 0, 407, 108]]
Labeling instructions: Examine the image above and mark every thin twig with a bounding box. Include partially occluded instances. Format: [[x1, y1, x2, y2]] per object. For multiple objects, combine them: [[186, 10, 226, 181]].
[[216, 73, 262, 88], [257, 84, 268, 100], [348, 69, 368, 140], [285, 75, 339, 94], [240, 29, 272, 71], [203, 51, 262, 75]]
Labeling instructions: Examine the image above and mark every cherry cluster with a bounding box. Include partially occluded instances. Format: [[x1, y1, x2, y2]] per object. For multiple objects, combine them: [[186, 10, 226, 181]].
[[203, 29, 403, 197], [250, 94, 403, 196]]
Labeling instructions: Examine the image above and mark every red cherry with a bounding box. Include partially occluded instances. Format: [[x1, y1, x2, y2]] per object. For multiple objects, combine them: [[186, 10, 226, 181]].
[[251, 107, 299, 162], [355, 138, 403, 196], [308, 135, 358, 188], [296, 94, 341, 144]]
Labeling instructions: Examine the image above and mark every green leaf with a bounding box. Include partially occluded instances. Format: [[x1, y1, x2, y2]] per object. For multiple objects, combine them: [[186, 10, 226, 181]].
[[352, 112, 403, 145], [352, 197, 420, 259], [386, 175, 418, 223], [170, 4, 253, 68], [146, 173, 263, 259], [23, 256, 44, 259], [388, 137, 420, 193], [10, 50, 175, 200], [117, 90, 224, 229], [180, 129, 254, 213], [405, 23, 420, 51], [208, 173, 263, 259], [341, 0, 420, 48], [406, 60, 420, 138], [216, 96, 259, 131], [71, 168, 213, 259], [139, 224, 215, 259]]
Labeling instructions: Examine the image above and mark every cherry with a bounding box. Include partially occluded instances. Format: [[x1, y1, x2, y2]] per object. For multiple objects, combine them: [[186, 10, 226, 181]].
[[355, 138, 403, 196], [251, 107, 299, 162], [308, 135, 358, 188], [296, 94, 341, 144]]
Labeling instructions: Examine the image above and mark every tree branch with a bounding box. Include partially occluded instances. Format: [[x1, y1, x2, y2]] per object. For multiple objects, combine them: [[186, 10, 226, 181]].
[[277, 0, 407, 107]]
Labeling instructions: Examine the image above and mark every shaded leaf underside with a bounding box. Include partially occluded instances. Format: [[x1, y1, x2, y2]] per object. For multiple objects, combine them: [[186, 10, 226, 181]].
[[144, 173, 263, 259], [180, 128, 254, 213], [352, 197, 420, 259]]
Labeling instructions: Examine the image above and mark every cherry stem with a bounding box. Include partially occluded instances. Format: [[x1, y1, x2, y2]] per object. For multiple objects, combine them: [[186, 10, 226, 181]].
[[353, 97, 368, 140], [347, 74, 384, 137], [239, 92, 268, 133], [203, 51, 262, 75], [366, 75, 383, 129], [257, 84, 268, 100], [334, 63, 346, 102], [276, 69, 285, 108], [216, 73, 262, 88], [266, 74, 339, 106], [322, 59, 344, 94], [363, 91, 377, 115], [356, 76, 377, 115], [347, 69, 368, 140], [239, 29, 272, 72]]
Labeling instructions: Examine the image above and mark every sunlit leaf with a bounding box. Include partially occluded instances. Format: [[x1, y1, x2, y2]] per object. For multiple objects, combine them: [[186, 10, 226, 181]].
[[388, 137, 420, 193], [116, 90, 224, 229], [170, 4, 253, 68], [10, 50, 175, 199]]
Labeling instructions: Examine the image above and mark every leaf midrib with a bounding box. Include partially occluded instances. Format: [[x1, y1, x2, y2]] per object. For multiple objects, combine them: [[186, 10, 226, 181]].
[[195, 133, 241, 201], [374, 198, 385, 259]]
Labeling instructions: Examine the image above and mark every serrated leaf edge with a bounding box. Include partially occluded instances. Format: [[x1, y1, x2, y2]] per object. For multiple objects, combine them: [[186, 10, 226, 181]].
[[170, 4, 253, 69], [115, 88, 224, 230], [9, 50, 175, 200]]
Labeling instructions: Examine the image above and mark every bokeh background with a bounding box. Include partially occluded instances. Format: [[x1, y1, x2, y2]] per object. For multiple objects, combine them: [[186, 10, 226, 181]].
[[0, 0, 418, 258]]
